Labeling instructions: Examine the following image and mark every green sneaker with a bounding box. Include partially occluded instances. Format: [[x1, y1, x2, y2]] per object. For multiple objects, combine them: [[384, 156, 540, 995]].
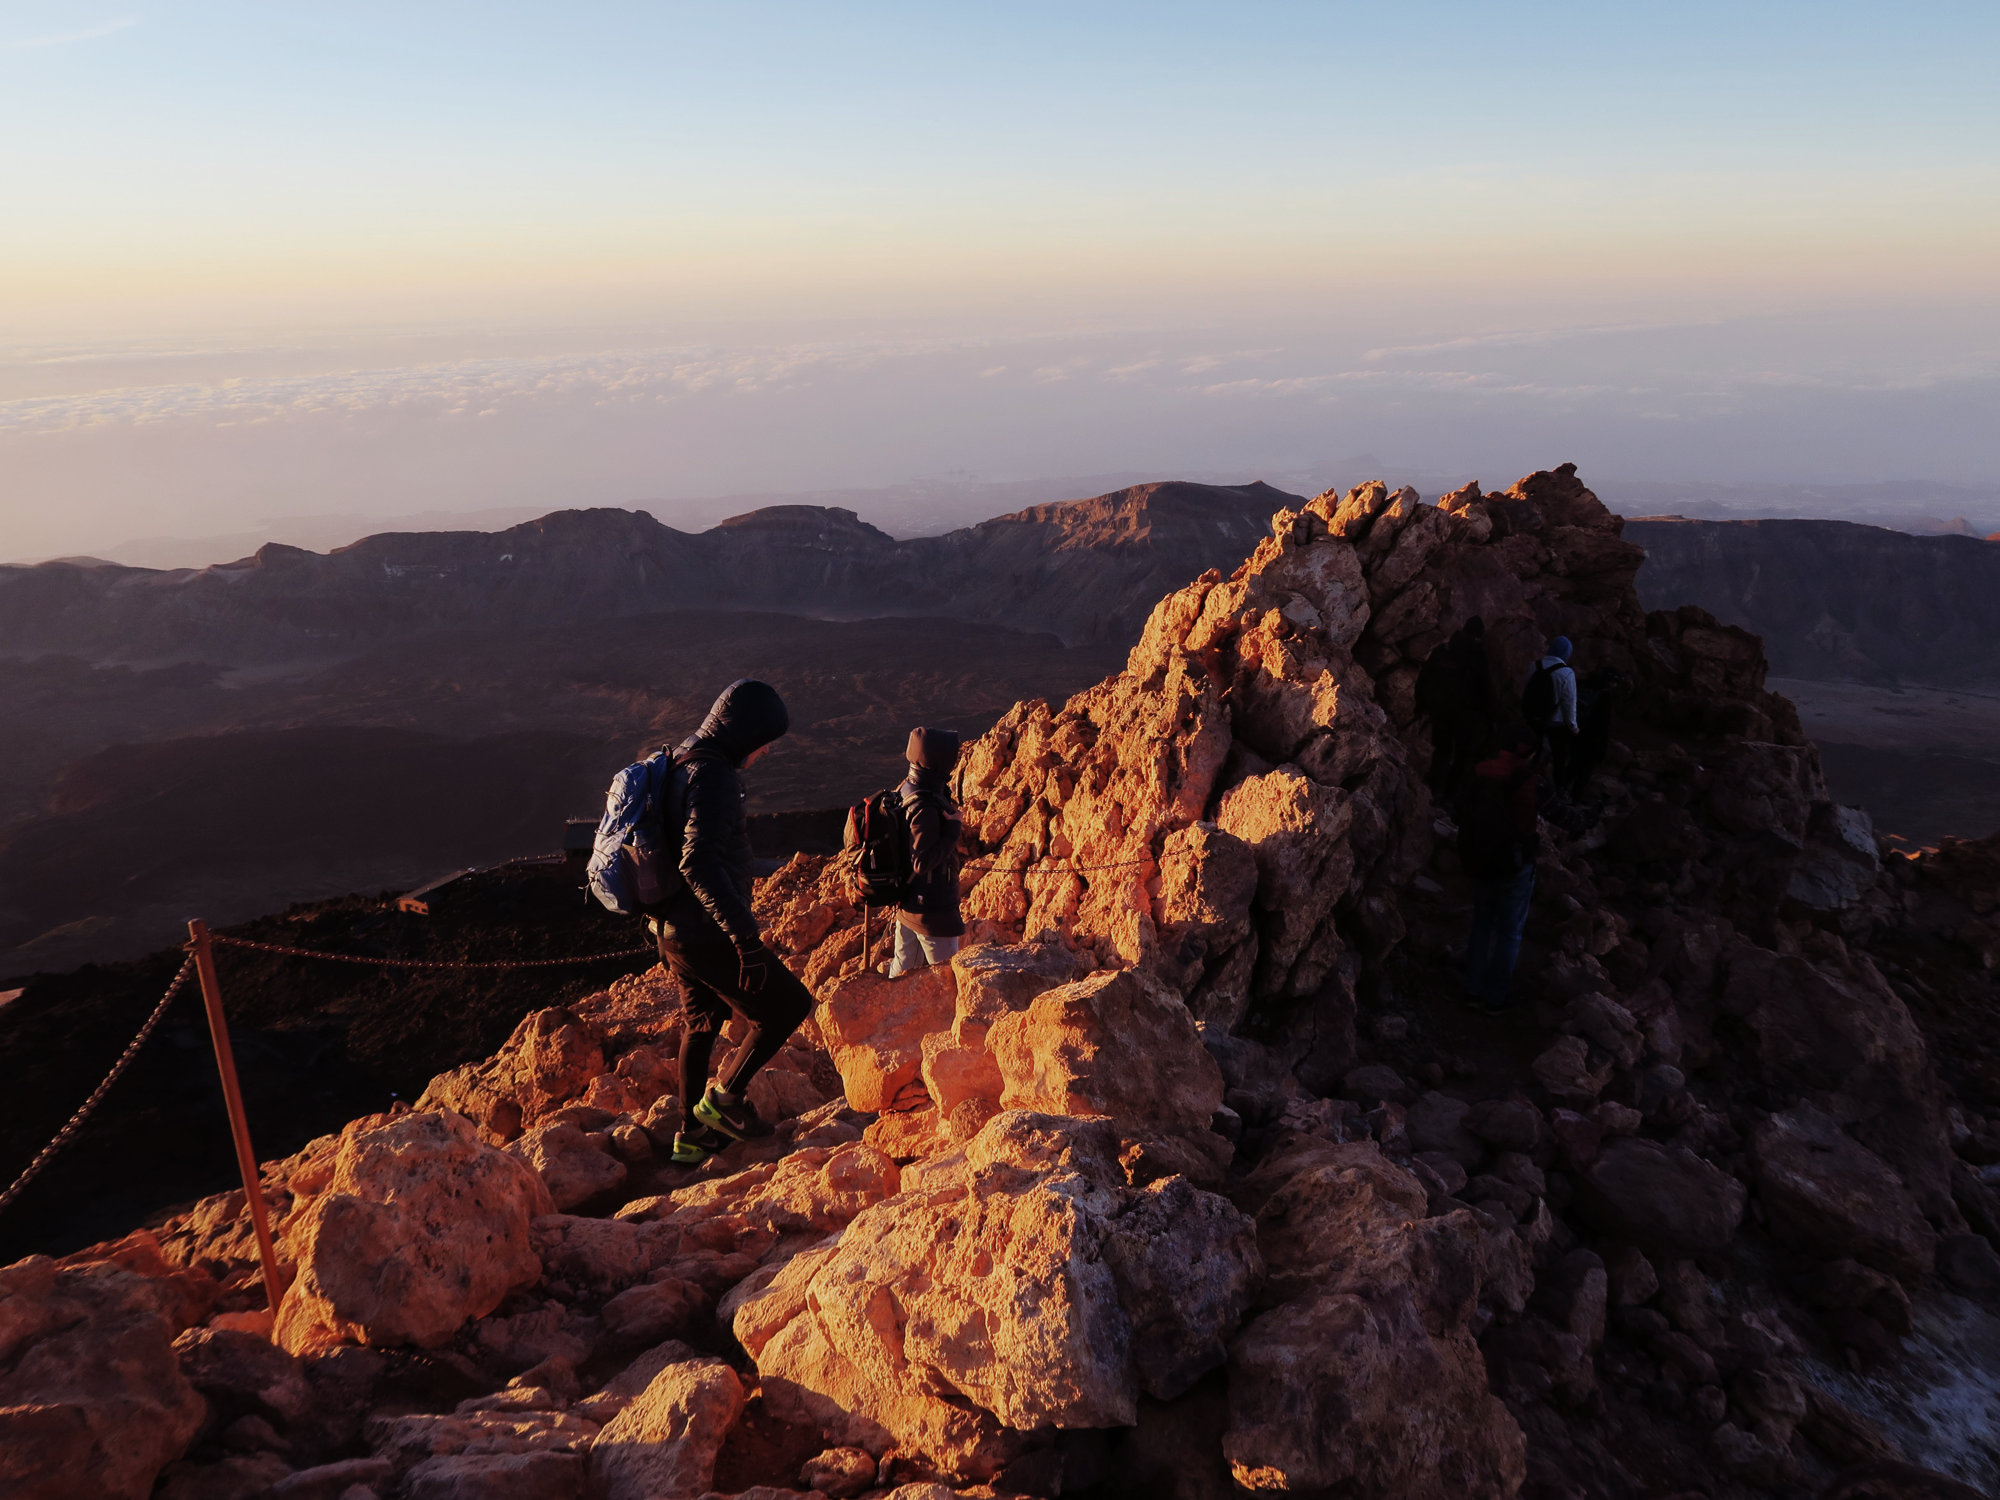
[[693, 1085, 773, 1142], [668, 1127, 724, 1166]]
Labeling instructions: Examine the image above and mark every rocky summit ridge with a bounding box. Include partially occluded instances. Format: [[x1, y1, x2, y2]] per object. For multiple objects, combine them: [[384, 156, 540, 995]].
[[7, 466, 2000, 1500]]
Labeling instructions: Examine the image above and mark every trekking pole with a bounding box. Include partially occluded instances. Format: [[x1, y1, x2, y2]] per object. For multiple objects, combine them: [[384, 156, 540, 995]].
[[187, 920, 286, 1335]]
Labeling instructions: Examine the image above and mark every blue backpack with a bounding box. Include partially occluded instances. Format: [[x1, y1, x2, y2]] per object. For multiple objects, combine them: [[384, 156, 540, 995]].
[[586, 750, 687, 915]]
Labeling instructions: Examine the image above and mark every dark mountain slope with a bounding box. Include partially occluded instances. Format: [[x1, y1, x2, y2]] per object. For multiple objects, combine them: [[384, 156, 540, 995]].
[[0, 609, 1123, 974], [1629, 516, 2000, 686]]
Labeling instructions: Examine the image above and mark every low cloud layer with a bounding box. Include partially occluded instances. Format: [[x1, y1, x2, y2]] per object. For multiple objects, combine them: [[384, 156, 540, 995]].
[[5, 307, 1997, 561]]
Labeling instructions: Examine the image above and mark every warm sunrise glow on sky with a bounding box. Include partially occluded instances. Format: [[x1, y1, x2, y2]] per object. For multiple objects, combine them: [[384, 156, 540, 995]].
[[3, 1, 1998, 560]]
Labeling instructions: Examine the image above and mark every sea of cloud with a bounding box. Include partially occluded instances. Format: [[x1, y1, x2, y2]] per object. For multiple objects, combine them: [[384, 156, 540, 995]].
[[3, 306, 1996, 562]]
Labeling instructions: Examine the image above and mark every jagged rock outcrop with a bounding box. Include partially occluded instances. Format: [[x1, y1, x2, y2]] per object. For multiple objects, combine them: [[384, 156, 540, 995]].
[[889, 470, 1663, 1096], [733, 465, 1997, 1496]]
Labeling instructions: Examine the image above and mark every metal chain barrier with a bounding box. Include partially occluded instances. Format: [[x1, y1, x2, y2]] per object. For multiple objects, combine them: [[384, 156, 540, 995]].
[[959, 849, 1193, 877], [208, 935, 654, 968], [0, 954, 197, 1217], [0, 846, 1177, 1220]]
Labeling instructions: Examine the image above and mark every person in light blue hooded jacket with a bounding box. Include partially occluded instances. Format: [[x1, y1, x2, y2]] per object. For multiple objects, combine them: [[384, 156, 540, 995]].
[[1522, 634, 1579, 791]]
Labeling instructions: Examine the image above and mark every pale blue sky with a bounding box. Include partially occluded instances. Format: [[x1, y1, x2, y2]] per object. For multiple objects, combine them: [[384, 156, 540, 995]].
[[8, 2, 1996, 173], [1, 3, 1996, 557], [7, 1, 1997, 313]]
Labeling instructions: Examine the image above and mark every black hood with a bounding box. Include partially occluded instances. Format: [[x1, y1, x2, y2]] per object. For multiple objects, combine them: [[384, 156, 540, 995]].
[[906, 726, 962, 775], [687, 678, 789, 764]]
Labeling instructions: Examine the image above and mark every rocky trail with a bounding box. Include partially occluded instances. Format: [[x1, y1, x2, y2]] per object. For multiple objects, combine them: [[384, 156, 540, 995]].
[[5, 467, 2000, 1500]]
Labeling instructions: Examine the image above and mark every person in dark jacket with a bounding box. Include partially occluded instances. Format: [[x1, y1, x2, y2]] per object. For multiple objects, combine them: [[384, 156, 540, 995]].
[[1456, 726, 1543, 1015], [652, 679, 814, 1164], [881, 727, 965, 978], [1414, 615, 1496, 800]]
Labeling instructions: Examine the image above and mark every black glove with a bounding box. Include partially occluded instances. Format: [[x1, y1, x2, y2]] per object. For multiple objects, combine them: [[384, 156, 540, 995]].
[[736, 942, 772, 995]]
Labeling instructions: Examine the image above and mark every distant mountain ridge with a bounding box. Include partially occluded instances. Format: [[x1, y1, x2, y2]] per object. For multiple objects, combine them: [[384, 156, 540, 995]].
[[1628, 515, 2000, 686], [0, 479, 1297, 665]]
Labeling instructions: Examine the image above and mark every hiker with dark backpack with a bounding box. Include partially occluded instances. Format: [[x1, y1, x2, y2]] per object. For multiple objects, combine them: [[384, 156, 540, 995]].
[[1455, 726, 1543, 1015], [883, 727, 965, 978], [586, 678, 813, 1165], [841, 727, 967, 977], [1521, 635, 1579, 794], [1414, 615, 1496, 800]]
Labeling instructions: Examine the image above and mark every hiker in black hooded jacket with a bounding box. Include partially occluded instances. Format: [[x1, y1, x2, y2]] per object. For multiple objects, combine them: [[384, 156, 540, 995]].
[[653, 678, 814, 1164], [881, 726, 965, 978], [1414, 615, 1496, 800]]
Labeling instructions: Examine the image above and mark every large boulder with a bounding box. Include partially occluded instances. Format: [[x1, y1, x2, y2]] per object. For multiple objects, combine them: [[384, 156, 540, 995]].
[[1748, 1104, 1937, 1282], [814, 964, 957, 1112], [948, 939, 1092, 1047], [737, 1111, 1259, 1480], [1718, 940, 1955, 1219], [987, 969, 1224, 1137], [0, 1256, 207, 1500], [1220, 1137, 1527, 1499], [275, 1109, 554, 1354], [1574, 1137, 1746, 1257], [586, 1355, 745, 1500]]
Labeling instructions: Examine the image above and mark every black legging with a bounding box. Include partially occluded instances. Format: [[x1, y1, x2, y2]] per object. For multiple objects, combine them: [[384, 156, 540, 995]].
[[655, 925, 814, 1127]]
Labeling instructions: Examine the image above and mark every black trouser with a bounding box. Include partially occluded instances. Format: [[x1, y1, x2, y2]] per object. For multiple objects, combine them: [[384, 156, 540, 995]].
[[655, 924, 814, 1129]]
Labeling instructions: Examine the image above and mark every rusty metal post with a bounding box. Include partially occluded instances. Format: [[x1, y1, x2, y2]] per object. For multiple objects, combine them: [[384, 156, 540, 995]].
[[187, 920, 285, 1333]]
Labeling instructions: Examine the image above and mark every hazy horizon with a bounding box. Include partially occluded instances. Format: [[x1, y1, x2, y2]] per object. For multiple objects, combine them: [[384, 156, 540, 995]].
[[5, 2, 1996, 560]]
